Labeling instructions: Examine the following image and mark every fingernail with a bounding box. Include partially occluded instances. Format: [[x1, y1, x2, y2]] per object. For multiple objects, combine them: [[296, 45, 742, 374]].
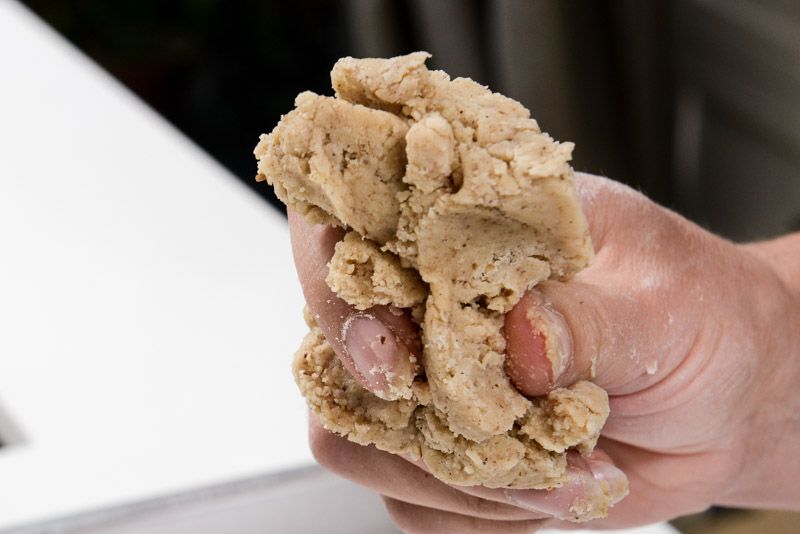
[[343, 314, 410, 400], [586, 457, 629, 505], [504, 489, 567, 519], [503, 454, 627, 522], [524, 293, 572, 383], [502, 470, 594, 520]]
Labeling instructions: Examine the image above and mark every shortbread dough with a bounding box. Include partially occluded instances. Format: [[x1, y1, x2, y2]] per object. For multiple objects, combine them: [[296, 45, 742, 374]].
[[255, 53, 624, 521]]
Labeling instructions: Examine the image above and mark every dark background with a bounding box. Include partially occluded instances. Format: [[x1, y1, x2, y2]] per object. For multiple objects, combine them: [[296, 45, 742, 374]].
[[21, 0, 800, 240]]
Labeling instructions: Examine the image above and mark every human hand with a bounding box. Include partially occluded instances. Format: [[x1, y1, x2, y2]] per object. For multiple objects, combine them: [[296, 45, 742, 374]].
[[289, 172, 800, 532]]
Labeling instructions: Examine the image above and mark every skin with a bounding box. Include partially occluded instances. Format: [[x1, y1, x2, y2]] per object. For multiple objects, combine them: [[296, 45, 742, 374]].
[[289, 172, 800, 533]]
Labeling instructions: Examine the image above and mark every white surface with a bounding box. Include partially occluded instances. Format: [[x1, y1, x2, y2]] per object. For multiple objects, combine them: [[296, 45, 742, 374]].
[[540, 526, 677, 534], [14, 469, 401, 534], [84, 471, 401, 534], [0, 0, 311, 528]]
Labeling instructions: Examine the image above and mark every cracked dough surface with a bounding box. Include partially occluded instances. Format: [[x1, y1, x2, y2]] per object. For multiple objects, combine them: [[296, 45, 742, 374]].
[[256, 52, 619, 521]]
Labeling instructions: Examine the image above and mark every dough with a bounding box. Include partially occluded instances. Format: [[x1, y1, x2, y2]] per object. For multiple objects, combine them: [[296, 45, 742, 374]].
[[255, 52, 625, 521]]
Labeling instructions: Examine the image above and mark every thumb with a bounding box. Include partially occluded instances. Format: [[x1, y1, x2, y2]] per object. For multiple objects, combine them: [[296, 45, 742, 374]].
[[504, 279, 650, 398], [505, 173, 675, 397]]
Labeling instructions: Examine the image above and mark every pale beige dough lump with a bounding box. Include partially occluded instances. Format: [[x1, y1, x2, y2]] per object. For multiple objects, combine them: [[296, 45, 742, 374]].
[[326, 231, 426, 311], [256, 52, 624, 521]]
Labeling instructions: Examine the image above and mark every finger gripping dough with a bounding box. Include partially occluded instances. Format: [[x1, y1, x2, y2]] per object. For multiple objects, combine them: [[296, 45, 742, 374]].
[[256, 53, 624, 521]]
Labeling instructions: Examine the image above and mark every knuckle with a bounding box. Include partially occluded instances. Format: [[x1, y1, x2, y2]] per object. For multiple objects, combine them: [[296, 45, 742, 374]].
[[382, 497, 420, 533]]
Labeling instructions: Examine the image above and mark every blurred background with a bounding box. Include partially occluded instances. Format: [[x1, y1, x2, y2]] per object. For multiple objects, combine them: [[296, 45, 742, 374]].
[[22, 0, 800, 242], [4, 0, 800, 532]]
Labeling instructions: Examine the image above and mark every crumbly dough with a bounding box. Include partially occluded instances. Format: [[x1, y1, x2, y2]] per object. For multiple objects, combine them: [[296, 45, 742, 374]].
[[256, 52, 623, 521], [326, 231, 427, 312]]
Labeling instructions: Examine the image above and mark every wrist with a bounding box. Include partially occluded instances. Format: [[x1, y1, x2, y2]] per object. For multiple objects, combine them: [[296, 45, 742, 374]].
[[719, 237, 800, 510], [743, 232, 800, 297]]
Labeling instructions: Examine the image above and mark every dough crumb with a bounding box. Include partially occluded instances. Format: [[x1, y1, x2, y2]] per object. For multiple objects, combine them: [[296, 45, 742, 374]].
[[519, 381, 609, 455], [327, 231, 426, 310]]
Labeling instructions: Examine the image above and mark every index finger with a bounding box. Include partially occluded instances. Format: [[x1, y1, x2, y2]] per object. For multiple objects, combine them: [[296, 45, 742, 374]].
[[289, 210, 420, 400]]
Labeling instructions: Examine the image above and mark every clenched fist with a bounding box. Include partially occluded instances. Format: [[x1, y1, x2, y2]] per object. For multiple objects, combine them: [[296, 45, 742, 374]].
[[289, 173, 800, 533]]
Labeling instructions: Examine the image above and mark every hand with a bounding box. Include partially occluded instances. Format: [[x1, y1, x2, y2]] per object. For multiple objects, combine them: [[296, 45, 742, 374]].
[[289, 173, 800, 532]]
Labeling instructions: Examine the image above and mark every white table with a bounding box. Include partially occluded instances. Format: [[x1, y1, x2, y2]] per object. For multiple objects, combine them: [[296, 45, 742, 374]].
[[0, 2, 676, 532]]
